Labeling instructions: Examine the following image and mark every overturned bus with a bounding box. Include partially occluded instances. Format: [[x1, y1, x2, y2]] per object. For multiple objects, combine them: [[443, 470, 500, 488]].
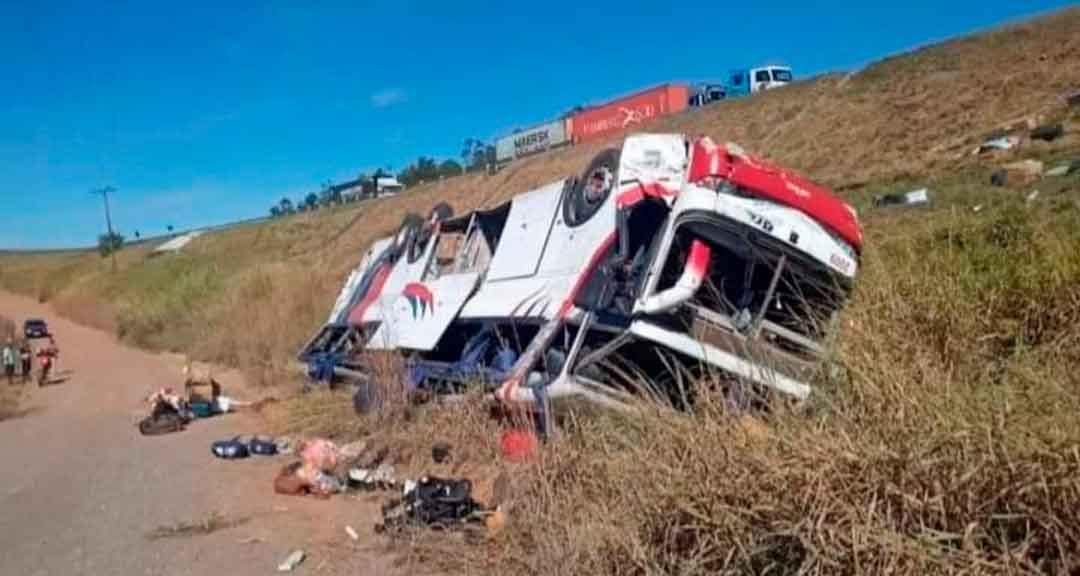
[[300, 133, 863, 410]]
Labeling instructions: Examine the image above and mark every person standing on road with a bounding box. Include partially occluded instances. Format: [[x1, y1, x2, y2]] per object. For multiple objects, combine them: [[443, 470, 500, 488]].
[[2, 340, 15, 385], [19, 342, 33, 384]]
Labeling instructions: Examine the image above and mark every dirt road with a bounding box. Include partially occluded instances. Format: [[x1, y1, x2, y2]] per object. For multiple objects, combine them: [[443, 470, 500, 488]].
[[0, 291, 395, 575]]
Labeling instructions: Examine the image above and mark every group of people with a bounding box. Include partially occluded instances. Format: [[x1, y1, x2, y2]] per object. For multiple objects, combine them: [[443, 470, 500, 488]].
[[2, 336, 58, 386]]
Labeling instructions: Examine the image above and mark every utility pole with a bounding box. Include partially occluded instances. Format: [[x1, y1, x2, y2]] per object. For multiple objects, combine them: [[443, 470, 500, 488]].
[[91, 186, 118, 272]]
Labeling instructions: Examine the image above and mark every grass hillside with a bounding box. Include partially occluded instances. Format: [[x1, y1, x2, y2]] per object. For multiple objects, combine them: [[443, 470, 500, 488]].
[[2, 9, 1080, 572], [2, 8, 1076, 386]]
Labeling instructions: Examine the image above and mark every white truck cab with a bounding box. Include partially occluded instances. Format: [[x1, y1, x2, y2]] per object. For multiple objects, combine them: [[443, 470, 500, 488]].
[[727, 66, 793, 97]]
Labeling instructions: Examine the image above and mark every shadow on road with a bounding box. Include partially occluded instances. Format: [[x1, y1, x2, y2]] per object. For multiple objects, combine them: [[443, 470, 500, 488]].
[[0, 405, 44, 423]]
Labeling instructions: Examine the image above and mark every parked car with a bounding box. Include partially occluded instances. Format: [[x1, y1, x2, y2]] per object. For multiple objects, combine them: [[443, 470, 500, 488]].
[[24, 318, 50, 339]]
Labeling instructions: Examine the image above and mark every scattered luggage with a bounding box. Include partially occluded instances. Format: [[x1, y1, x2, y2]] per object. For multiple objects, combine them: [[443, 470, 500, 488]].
[[212, 436, 251, 459], [379, 476, 482, 531]]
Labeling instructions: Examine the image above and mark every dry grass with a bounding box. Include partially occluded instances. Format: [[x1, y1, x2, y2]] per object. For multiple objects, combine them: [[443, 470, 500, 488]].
[[51, 293, 118, 335]]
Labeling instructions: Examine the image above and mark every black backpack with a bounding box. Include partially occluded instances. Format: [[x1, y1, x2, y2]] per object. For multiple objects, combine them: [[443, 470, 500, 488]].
[[386, 477, 479, 529]]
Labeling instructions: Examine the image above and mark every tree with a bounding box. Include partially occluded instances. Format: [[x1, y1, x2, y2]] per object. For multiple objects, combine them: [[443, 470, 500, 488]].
[[461, 138, 479, 170], [279, 198, 294, 215], [438, 159, 463, 178], [397, 156, 440, 187], [97, 232, 124, 258], [461, 138, 492, 172], [319, 180, 342, 207], [270, 206, 282, 218], [303, 192, 319, 211], [134, 230, 141, 239], [167, 224, 174, 233]]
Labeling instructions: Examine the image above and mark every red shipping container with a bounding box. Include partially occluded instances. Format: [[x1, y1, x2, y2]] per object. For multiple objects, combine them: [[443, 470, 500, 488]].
[[570, 84, 689, 143]]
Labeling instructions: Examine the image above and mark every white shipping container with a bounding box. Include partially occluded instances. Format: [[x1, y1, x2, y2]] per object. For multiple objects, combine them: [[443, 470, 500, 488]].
[[495, 119, 568, 162]]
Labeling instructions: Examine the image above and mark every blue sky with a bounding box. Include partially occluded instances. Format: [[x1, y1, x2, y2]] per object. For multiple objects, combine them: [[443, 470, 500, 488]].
[[0, 0, 1072, 249]]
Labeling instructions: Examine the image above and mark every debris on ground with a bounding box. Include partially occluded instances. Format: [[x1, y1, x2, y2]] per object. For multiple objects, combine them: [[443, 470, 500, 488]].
[[277, 549, 305, 572], [275, 436, 296, 455], [338, 439, 368, 460], [378, 476, 484, 532], [212, 436, 250, 459], [975, 135, 1019, 155], [345, 525, 359, 541], [1047, 165, 1071, 177], [138, 388, 192, 436], [249, 436, 279, 456], [300, 438, 339, 471], [274, 461, 341, 498], [1026, 190, 1040, 203], [873, 188, 930, 208], [432, 442, 452, 464], [500, 429, 538, 463], [1045, 160, 1080, 177], [991, 159, 1045, 187], [312, 470, 344, 494], [484, 508, 508, 536], [1065, 89, 1080, 108], [1030, 123, 1065, 142], [274, 438, 344, 498], [347, 463, 398, 491]]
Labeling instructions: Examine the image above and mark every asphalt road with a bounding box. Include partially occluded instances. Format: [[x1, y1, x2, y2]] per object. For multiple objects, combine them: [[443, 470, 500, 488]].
[[0, 290, 395, 575]]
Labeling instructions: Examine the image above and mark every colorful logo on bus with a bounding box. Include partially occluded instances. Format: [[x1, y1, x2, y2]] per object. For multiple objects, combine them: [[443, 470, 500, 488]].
[[402, 282, 435, 319]]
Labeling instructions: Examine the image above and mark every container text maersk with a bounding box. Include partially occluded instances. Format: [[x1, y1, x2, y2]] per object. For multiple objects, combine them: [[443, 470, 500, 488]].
[[495, 119, 569, 163]]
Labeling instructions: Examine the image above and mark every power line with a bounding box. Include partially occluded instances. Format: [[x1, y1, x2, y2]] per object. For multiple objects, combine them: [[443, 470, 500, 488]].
[[91, 186, 118, 272]]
